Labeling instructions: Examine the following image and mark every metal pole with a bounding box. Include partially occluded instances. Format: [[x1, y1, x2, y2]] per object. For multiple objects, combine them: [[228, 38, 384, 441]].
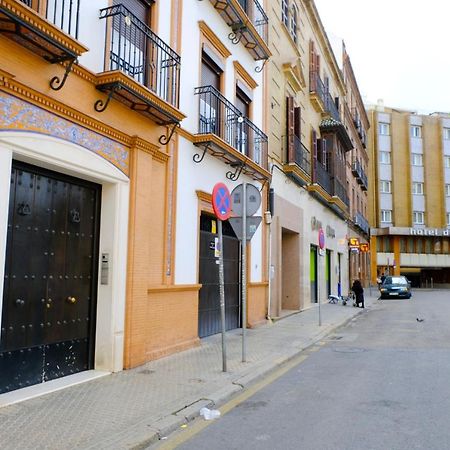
[[242, 182, 247, 362], [218, 219, 227, 372], [318, 247, 321, 327]]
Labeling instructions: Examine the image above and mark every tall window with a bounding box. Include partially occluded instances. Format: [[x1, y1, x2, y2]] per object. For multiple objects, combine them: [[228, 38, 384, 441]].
[[379, 122, 390, 135], [412, 153, 423, 166], [447, 213, 450, 226], [445, 156, 450, 168], [381, 210, 392, 223], [281, 0, 289, 26], [411, 125, 422, 138], [413, 211, 424, 225], [379, 151, 391, 164], [444, 128, 450, 140], [412, 182, 424, 195], [445, 184, 450, 197], [380, 180, 391, 193], [290, 5, 298, 42]]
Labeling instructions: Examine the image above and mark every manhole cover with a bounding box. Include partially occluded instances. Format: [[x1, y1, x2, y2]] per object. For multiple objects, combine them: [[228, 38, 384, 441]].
[[333, 347, 367, 353]]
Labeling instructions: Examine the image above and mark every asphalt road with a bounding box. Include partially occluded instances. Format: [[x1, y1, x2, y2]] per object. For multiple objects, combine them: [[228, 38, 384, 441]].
[[160, 289, 450, 450]]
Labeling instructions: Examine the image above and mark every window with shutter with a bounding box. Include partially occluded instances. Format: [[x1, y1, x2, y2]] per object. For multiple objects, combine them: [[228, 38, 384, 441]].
[[286, 97, 295, 163], [114, 0, 152, 24]]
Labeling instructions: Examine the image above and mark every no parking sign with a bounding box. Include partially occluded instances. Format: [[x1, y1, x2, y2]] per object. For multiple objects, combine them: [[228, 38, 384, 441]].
[[212, 183, 232, 220]]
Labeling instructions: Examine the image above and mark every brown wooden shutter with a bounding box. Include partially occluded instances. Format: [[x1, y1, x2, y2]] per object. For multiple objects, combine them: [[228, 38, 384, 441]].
[[294, 106, 301, 138], [312, 129, 317, 181], [316, 54, 320, 76], [286, 96, 295, 163]]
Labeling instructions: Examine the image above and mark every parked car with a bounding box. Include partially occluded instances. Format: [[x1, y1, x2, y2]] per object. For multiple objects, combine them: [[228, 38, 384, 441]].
[[379, 276, 412, 299]]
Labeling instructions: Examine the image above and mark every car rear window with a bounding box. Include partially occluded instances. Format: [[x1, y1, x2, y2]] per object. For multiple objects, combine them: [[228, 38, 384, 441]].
[[385, 276, 407, 285]]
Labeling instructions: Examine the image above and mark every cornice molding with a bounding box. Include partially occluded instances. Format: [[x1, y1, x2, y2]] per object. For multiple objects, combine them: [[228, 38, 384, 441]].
[[130, 136, 168, 163], [233, 60, 258, 89], [198, 20, 231, 59]]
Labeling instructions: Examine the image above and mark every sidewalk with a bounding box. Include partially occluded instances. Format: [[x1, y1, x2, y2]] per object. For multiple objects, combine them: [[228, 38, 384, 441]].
[[0, 294, 379, 450]]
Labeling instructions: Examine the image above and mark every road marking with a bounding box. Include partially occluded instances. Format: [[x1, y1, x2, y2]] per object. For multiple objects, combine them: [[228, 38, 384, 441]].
[[155, 351, 315, 449]]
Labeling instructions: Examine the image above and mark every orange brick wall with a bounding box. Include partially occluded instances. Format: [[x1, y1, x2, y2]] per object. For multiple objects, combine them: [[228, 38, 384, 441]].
[[247, 283, 268, 328]]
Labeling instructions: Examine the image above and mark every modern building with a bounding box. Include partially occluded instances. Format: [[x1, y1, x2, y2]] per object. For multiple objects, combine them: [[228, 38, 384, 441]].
[[266, 0, 364, 316], [367, 102, 450, 287], [0, 0, 271, 396]]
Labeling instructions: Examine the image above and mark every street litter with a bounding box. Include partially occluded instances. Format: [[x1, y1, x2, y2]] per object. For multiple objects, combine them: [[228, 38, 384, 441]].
[[199, 407, 221, 420]]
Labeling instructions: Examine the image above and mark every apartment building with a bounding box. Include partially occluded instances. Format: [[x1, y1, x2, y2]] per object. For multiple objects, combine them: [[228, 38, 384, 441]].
[[267, 0, 360, 316], [0, 0, 272, 395], [340, 44, 370, 286], [367, 102, 450, 287]]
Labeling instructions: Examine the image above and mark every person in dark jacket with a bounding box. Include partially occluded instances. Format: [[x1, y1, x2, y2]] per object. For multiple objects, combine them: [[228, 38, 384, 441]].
[[352, 279, 364, 308]]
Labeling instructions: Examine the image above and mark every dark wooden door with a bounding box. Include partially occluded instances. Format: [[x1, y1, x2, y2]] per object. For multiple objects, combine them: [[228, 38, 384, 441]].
[[0, 162, 101, 394], [198, 214, 240, 338]]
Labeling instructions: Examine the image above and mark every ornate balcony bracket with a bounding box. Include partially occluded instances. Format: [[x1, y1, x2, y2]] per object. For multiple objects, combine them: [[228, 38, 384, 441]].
[[49, 58, 77, 91], [228, 22, 247, 45], [159, 122, 180, 145], [94, 84, 122, 113], [226, 161, 245, 181], [255, 58, 268, 73], [193, 143, 210, 164]]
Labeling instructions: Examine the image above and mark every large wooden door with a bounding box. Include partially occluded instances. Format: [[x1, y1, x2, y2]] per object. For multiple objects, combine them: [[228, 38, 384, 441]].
[[198, 214, 240, 338], [0, 162, 101, 394]]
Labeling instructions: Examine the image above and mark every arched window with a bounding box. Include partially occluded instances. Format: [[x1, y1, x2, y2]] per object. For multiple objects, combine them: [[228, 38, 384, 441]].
[[290, 5, 298, 42], [281, 0, 289, 26]]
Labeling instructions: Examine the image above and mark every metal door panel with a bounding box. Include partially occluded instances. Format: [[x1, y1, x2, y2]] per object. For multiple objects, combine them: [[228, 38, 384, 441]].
[[0, 162, 100, 394], [198, 218, 240, 338], [0, 345, 43, 394]]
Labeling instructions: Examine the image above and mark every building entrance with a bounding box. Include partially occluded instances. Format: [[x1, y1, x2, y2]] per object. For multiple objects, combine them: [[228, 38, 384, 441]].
[[0, 161, 101, 394]]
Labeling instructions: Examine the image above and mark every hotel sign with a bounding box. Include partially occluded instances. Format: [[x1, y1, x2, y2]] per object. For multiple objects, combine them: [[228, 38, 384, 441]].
[[372, 227, 450, 237], [409, 228, 450, 236]]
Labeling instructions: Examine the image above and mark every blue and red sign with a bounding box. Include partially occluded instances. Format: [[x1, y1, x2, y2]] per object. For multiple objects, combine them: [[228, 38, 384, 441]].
[[318, 228, 325, 250], [212, 183, 232, 221]]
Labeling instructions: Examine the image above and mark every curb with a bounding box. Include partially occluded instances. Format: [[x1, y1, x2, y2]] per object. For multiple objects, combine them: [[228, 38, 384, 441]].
[[130, 305, 369, 449]]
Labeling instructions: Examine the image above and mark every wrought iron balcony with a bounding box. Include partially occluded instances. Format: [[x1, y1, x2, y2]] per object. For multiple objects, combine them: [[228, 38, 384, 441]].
[[309, 70, 326, 112], [354, 212, 370, 234], [193, 85, 269, 181], [325, 92, 340, 122], [332, 178, 349, 208], [95, 4, 184, 128], [206, 0, 270, 61], [352, 159, 368, 191], [283, 135, 311, 185], [291, 135, 311, 174], [0, 0, 86, 88], [313, 160, 332, 196]]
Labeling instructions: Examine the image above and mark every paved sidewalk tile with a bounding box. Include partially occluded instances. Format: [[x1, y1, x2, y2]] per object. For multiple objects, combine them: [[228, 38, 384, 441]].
[[0, 294, 379, 450]]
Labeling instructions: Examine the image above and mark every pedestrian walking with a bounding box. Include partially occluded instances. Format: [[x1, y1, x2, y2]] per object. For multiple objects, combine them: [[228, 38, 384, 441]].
[[352, 279, 365, 308]]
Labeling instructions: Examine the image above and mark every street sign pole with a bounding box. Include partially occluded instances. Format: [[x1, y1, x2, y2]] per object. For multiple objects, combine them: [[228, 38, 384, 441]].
[[242, 183, 247, 362], [217, 219, 227, 372], [211, 182, 232, 373], [318, 246, 321, 327]]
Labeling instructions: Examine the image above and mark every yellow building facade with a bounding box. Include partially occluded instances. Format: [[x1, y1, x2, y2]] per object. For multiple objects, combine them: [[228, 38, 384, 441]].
[[367, 103, 450, 287]]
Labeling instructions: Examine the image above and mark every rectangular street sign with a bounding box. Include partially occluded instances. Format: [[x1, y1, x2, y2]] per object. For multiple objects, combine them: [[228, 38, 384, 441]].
[[229, 216, 262, 241]]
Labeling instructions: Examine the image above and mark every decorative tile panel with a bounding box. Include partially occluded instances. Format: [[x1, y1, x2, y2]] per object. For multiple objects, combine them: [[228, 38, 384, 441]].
[[0, 92, 129, 175]]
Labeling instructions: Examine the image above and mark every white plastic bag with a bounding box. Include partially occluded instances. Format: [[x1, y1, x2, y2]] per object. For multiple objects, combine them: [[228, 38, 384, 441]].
[[199, 407, 221, 420]]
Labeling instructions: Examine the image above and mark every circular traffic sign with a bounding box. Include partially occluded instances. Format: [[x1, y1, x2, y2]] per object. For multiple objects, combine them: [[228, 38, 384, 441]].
[[318, 228, 325, 250], [212, 183, 232, 221]]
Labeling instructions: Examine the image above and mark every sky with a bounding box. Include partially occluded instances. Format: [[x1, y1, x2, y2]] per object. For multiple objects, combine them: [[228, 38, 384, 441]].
[[314, 0, 450, 114]]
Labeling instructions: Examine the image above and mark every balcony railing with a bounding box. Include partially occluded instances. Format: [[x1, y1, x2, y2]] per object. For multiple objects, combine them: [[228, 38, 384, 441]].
[[195, 85, 268, 169], [19, 0, 80, 38], [352, 159, 368, 190], [100, 4, 181, 108], [309, 71, 326, 107], [314, 160, 332, 195], [333, 178, 349, 207], [325, 92, 340, 122], [236, 0, 268, 43], [354, 212, 370, 234], [291, 135, 311, 175]]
